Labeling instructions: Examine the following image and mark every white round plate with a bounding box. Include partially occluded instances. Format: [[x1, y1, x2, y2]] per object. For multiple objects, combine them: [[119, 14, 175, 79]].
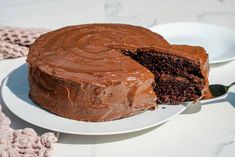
[[1, 60, 186, 135], [150, 22, 235, 64]]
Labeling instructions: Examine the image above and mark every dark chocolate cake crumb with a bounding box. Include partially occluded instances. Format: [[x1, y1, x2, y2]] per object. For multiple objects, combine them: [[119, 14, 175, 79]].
[[121, 48, 206, 104]]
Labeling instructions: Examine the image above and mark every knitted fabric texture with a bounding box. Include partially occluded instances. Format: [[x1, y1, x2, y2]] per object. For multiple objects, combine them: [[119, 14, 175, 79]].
[[0, 26, 49, 60], [0, 26, 57, 157], [0, 105, 58, 157]]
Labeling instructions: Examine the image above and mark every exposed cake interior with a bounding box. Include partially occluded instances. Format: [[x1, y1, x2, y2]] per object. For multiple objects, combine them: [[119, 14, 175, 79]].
[[121, 49, 206, 104]]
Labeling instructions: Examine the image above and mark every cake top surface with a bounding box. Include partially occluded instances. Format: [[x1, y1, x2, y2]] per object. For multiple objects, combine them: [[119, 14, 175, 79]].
[[27, 24, 208, 85]]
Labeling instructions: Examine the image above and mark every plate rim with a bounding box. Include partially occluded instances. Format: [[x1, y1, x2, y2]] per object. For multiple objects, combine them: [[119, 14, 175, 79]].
[[149, 22, 235, 64]]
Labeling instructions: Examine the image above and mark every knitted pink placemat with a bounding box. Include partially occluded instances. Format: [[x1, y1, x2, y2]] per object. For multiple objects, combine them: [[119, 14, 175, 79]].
[[0, 26, 58, 157], [0, 105, 57, 157], [0, 26, 49, 60]]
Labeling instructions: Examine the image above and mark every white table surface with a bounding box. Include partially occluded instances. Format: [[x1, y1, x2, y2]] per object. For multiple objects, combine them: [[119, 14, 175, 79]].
[[1, 0, 235, 157]]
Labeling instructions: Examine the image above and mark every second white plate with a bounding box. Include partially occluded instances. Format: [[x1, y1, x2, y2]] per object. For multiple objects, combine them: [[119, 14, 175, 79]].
[[150, 22, 235, 64]]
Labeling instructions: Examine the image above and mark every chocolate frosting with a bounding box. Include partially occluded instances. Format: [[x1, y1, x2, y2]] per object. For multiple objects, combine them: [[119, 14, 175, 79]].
[[27, 24, 209, 122]]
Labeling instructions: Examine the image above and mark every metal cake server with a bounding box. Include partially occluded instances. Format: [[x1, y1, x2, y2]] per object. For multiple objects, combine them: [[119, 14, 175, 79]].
[[209, 82, 235, 98]]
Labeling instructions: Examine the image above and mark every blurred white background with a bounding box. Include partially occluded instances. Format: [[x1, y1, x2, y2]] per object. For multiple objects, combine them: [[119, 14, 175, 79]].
[[1, 0, 235, 29]]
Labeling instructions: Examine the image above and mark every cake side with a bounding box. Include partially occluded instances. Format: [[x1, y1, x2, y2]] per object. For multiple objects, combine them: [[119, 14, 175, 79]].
[[28, 66, 157, 122], [170, 45, 210, 99]]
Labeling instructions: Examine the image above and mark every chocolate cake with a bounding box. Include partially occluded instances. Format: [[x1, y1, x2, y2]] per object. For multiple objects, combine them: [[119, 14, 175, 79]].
[[27, 24, 209, 122]]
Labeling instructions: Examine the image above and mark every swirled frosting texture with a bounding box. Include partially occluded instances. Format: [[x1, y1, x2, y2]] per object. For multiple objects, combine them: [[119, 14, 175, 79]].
[[27, 24, 209, 122]]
